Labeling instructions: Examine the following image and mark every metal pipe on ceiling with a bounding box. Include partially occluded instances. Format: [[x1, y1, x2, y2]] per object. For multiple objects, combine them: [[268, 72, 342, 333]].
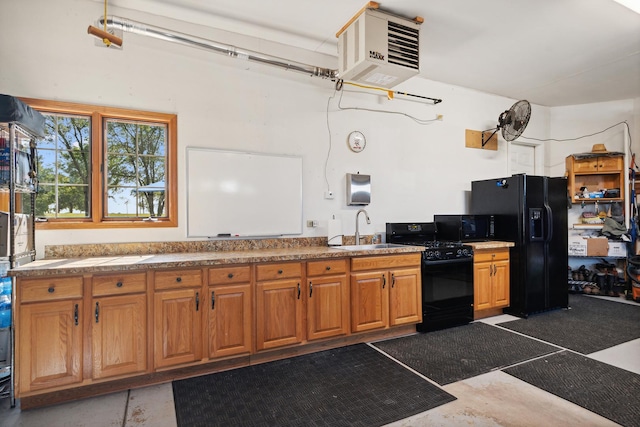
[[98, 16, 338, 80]]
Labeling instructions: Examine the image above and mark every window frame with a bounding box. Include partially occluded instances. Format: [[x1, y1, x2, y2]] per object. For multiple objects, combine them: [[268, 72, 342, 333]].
[[20, 97, 178, 229]]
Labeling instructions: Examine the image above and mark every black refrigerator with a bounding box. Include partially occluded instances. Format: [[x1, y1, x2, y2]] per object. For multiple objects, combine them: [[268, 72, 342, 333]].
[[470, 174, 568, 317]]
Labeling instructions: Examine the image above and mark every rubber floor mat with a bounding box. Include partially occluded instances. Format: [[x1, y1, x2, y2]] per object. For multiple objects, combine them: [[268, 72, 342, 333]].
[[172, 343, 455, 427], [505, 350, 640, 427], [498, 294, 640, 354], [372, 322, 559, 385]]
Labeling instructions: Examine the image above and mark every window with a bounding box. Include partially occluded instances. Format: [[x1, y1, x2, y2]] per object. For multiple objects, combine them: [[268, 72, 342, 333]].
[[21, 98, 177, 229]]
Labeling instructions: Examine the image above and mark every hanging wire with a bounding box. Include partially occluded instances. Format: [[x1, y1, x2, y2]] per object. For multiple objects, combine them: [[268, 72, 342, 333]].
[[520, 121, 630, 143], [324, 87, 339, 194], [336, 88, 440, 125]]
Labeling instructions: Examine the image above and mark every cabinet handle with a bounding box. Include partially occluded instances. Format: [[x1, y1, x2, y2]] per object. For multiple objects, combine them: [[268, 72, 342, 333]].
[[211, 291, 215, 310], [309, 282, 313, 298], [382, 274, 386, 289], [325, 266, 331, 271], [95, 302, 100, 323], [278, 269, 283, 274], [195, 292, 200, 311], [48, 286, 55, 293], [176, 277, 182, 283], [391, 273, 396, 288], [116, 281, 123, 288], [227, 273, 234, 279], [74, 304, 79, 326], [297, 283, 301, 299]]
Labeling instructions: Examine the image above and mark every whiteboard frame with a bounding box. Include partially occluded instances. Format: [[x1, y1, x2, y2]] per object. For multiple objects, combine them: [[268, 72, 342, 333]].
[[186, 147, 303, 238]]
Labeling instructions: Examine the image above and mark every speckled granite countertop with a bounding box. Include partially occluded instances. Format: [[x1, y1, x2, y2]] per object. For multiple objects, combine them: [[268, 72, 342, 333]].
[[9, 245, 425, 277], [467, 241, 515, 250]]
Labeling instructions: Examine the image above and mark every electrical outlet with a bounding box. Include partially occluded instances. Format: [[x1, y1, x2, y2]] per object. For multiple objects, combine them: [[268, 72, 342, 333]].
[[306, 220, 319, 227], [324, 191, 334, 199]]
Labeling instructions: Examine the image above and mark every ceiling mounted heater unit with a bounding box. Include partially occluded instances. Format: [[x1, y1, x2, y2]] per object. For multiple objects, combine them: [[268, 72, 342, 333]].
[[337, 8, 421, 88]]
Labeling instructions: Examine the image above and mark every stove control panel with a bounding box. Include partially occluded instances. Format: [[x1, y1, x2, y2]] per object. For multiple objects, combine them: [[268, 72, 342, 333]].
[[423, 246, 473, 261]]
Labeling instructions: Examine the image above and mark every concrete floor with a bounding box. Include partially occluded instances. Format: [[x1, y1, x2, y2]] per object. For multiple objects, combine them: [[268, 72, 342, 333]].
[[1, 297, 638, 427]]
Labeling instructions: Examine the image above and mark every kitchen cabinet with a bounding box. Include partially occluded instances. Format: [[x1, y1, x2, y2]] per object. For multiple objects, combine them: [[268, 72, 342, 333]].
[[566, 154, 624, 204], [153, 269, 203, 369], [388, 266, 422, 326], [350, 254, 422, 332], [12, 249, 426, 408], [473, 249, 510, 315], [16, 276, 84, 394], [91, 272, 147, 379], [306, 259, 349, 341], [207, 265, 252, 358], [255, 262, 303, 351]]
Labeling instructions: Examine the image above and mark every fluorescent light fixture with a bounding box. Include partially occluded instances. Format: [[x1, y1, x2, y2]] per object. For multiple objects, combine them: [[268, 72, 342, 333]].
[[611, 0, 640, 14]]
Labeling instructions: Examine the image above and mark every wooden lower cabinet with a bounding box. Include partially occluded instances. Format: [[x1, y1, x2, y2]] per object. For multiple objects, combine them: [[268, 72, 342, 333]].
[[474, 249, 510, 314], [92, 294, 147, 379], [208, 265, 253, 358], [255, 277, 304, 351], [18, 299, 84, 394], [389, 267, 422, 326], [351, 270, 389, 332], [306, 259, 349, 341], [350, 254, 422, 332], [14, 253, 424, 405]]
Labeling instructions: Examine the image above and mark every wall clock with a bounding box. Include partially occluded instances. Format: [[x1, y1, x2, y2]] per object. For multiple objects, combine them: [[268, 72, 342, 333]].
[[347, 131, 366, 152]]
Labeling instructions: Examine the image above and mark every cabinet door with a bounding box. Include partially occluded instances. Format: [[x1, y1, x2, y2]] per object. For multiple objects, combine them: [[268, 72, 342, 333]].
[[256, 279, 303, 351], [473, 262, 493, 311], [18, 300, 83, 393], [350, 271, 388, 332], [208, 284, 252, 358], [154, 288, 202, 368], [307, 275, 349, 341], [92, 294, 147, 379], [389, 267, 421, 326], [492, 260, 510, 308]]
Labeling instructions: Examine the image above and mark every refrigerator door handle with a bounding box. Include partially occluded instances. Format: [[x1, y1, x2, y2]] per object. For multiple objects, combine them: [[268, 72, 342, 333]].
[[544, 203, 553, 242]]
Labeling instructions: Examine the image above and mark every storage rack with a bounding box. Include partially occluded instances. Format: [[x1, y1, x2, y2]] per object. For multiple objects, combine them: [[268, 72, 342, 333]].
[[0, 95, 42, 408]]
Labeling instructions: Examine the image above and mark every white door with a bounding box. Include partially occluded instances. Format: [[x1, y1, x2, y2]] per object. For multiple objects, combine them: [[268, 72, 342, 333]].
[[509, 143, 536, 175]]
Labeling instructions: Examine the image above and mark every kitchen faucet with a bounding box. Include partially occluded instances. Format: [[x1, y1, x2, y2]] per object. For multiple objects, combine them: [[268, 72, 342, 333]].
[[355, 209, 370, 245]]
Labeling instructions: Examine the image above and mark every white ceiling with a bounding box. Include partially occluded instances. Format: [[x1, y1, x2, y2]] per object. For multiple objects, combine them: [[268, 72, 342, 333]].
[[101, 0, 640, 107]]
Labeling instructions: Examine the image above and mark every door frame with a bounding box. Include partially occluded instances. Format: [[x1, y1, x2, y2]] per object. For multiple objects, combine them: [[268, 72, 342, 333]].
[[508, 140, 544, 176]]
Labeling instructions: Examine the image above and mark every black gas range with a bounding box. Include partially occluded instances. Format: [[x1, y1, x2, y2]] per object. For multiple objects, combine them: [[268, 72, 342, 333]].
[[386, 222, 475, 332]]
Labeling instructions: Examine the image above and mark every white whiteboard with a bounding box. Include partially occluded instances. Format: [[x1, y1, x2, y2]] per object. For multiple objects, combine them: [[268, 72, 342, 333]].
[[186, 148, 303, 237]]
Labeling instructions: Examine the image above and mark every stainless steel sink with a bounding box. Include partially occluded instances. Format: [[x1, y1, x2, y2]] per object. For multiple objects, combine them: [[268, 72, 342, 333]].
[[333, 243, 408, 250]]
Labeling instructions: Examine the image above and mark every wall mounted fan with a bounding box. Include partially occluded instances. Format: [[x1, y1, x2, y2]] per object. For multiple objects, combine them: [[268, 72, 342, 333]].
[[482, 100, 531, 146]]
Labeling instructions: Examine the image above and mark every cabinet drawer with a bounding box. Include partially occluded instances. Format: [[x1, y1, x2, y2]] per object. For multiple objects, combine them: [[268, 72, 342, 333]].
[[351, 254, 421, 272], [598, 156, 623, 172], [154, 269, 202, 290], [307, 259, 347, 276], [572, 159, 598, 173], [474, 249, 510, 263], [20, 276, 84, 303], [256, 262, 302, 281], [92, 272, 147, 296], [209, 265, 251, 285]]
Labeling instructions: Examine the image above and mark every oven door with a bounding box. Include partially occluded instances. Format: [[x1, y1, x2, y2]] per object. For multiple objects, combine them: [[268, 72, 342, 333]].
[[418, 257, 474, 332]]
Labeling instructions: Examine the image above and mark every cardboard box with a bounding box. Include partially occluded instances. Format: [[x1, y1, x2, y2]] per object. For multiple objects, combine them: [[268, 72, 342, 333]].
[[586, 237, 609, 256], [607, 241, 627, 258], [0, 211, 31, 257]]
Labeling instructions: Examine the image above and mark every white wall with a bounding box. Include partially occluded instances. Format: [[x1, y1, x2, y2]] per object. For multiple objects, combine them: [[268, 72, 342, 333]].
[[0, 0, 636, 258]]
